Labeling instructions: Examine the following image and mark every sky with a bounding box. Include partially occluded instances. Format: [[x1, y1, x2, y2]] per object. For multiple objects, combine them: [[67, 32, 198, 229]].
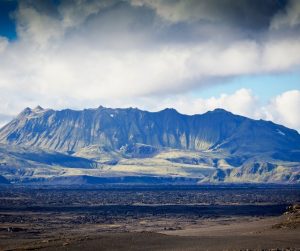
[[0, 0, 299, 131]]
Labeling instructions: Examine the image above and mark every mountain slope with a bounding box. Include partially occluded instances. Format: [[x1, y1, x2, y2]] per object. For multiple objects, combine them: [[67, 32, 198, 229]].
[[0, 106, 299, 184], [0, 106, 299, 156], [0, 143, 98, 170]]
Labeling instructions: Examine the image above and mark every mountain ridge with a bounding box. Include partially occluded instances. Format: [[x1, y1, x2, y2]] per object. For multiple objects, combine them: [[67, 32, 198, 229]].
[[0, 106, 299, 184], [1, 106, 299, 154]]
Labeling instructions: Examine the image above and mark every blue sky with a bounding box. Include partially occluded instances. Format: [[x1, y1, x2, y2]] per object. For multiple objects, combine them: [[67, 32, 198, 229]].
[[0, 0, 299, 130], [0, 1, 17, 40], [197, 72, 300, 101]]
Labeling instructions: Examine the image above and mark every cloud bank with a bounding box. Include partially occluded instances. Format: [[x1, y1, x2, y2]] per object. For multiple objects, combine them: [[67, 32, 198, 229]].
[[0, 0, 299, 131], [150, 89, 300, 132]]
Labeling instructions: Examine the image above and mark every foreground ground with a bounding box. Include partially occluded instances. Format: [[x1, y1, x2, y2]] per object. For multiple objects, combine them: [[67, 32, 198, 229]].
[[0, 186, 299, 251]]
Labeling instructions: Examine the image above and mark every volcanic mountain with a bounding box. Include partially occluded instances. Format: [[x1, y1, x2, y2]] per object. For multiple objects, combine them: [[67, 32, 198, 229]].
[[0, 106, 299, 184]]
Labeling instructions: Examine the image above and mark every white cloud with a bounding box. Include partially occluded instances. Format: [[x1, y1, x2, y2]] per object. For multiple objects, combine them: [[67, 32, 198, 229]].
[[143, 89, 300, 132], [0, 1, 299, 132], [264, 90, 300, 131], [16, 3, 64, 47], [1, 37, 299, 102], [1, 1, 299, 101], [1, 88, 299, 132], [150, 88, 258, 117], [58, 0, 117, 28], [262, 38, 300, 71], [131, 0, 215, 23], [131, 0, 273, 27], [0, 36, 8, 53]]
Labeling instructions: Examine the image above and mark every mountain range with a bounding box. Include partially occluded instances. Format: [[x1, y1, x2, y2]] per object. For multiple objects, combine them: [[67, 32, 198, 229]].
[[0, 106, 299, 185]]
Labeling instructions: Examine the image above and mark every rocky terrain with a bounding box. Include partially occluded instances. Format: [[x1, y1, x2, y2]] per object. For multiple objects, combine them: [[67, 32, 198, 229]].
[[273, 204, 300, 229], [0, 187, 299, 251], [0, 106, 299, 184]]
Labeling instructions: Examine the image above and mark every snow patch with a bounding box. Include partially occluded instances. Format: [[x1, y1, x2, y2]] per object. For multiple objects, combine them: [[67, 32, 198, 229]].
[[276, 129, 285, 136]]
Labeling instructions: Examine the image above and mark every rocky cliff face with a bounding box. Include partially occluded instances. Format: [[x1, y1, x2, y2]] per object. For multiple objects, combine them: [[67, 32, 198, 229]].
[[0, 106, 299, 156], [0, 106, 299, 184]]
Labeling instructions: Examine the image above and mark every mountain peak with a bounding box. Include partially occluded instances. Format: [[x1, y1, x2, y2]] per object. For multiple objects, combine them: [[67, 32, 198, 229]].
[[33, 105, 44, 112], [18, 107, 32, 117], [17, 106, 47, 119], [2, 105, 300, 155], [212, 108, 229, 113], [160, 108, 179, 114]]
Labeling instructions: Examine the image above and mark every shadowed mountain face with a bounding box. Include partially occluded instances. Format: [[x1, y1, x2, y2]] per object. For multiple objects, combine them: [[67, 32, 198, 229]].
[[0, 106, 299, 155]]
